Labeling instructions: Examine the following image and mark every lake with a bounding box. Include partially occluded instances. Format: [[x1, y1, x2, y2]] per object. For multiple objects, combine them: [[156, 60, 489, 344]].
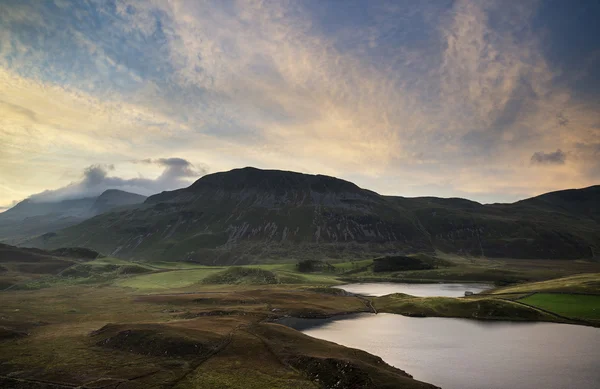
[[335, 282, 493, 297], [280, 313, 600, 389]]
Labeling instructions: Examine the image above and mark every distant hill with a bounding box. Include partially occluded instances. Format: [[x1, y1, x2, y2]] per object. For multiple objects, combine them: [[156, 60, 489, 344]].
[[0, 243, 100, 290], [22, 168, 600, 263], [91, 190, 147, 214], [0, 190, 146, 244]]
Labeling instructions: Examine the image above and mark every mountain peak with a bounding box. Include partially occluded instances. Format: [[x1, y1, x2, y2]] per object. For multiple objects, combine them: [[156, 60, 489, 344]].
[[145, 167, 373, 205], [92, 190, 146, 214], [97, 189, 144, 198], [190, 167, 365, 193]]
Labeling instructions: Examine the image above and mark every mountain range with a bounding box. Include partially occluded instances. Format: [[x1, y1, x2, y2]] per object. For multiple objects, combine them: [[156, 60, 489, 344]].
[[0, 189, 146, 244], [15, 167, 599, 264]]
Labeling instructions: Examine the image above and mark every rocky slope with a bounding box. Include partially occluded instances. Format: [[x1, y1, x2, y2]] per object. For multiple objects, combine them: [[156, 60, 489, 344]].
[[23, 168, 600, 263]]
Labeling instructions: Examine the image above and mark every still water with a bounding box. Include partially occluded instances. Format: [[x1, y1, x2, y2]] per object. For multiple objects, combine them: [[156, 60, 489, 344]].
[[335, 282, 493, 297], [281, 313, 600, 389]]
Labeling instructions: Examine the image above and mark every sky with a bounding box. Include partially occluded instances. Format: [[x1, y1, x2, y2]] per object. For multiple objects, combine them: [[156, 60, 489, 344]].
[[1, 0, 599, 209]]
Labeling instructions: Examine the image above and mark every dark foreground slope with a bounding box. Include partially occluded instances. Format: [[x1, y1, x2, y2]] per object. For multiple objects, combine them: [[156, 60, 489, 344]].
[[0, 285, 438, 389], [25, 168, 600, 263]]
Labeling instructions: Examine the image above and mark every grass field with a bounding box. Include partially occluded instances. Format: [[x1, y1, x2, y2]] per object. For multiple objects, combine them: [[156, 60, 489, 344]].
[[491, 273, 600, 294], [2, 248, 600, 389], [0, 284, 437, 389], [115, 264, 343, 291], [115, 267, 225, 289], [518, 293, 600, 320], [373, 293, 562, 322]]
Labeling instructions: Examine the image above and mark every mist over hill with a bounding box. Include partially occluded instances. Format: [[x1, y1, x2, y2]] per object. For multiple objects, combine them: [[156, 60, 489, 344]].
[[0, 190, 146, 244]]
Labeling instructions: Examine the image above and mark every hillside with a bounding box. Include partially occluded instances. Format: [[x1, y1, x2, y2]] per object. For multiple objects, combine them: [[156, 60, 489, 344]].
[[390, 186, 600, 259], [23, 168, 600, 263], [0, 243, 101, 290], [0, 189, 147, 244]]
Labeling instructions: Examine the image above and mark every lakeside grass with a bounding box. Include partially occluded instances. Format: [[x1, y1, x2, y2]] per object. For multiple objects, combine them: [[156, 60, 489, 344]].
[[373, 293, 561, 322], [518, 293, 600, 320], [490, 273, 600, 294], [2, 254, 599, 388]]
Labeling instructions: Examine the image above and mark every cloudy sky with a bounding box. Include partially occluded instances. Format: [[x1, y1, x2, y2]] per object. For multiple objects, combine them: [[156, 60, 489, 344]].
[[1, 0, 599, 209]]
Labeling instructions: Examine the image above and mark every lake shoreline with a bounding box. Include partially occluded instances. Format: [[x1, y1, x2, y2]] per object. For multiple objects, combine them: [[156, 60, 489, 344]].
[[280, 312, 600, 389]]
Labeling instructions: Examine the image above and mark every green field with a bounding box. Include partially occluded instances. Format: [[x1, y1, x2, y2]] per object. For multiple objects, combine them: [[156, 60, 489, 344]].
[[374, 293, 561, 322], [2, 242, 600, 389], [116, 265, 343, 291], [518, 293, 600, 320], [491, 273, 600, 294], [115, 267, 225, 289]]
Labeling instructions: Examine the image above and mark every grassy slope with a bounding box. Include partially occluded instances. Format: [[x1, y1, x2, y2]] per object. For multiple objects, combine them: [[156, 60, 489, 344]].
[[0, 285, 436, 389], [2, 255, 599, 388], [489, 273, 600, 294], [13, 256, 154, 290], [374, 293, 563, 321], [115, 267, 225, 290], [518, 293, 600, 320], [117, 264, 342, 291]]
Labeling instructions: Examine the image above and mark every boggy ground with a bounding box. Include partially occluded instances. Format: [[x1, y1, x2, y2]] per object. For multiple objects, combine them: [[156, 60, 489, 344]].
[[2, 252, 599, 388], [0, 284, 438, 389]]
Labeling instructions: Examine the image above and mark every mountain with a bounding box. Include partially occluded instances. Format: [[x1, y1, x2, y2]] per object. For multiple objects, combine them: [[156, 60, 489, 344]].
[[91, 189, 147, 214], [22, 168, 600, 264], [390, 187, 600, 259], [0, 190, 147, 244]]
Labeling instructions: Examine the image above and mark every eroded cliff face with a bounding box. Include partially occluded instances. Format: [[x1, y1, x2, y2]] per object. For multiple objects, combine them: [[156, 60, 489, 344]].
[[25, 168, 599, 263]]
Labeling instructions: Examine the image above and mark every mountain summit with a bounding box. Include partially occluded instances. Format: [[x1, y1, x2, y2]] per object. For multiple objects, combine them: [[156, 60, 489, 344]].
[[22, 168, 600, 264], [146, 167, 372, 205]]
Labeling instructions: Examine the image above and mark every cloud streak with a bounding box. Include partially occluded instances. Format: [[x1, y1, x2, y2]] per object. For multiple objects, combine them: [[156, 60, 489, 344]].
[[0, 0, 599, 208]]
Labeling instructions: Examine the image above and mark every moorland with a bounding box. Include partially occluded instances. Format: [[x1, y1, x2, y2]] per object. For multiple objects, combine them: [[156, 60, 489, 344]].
[[1, 168, 599, 388], [1, 243, 599, 389]]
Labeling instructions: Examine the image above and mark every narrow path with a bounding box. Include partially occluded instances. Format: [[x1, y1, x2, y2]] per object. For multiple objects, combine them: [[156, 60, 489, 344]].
[[165, 323, 243, 388], [352, 294, 377, 314]]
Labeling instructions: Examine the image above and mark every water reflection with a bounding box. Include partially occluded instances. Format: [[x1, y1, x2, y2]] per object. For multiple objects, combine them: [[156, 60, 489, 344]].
[[335, 282, 493, 297], [280, 314, 600, 389]]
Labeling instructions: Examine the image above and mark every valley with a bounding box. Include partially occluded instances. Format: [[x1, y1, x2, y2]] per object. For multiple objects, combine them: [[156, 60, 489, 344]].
[[1, 241, 599, 388], [1, 168, 599, 388]]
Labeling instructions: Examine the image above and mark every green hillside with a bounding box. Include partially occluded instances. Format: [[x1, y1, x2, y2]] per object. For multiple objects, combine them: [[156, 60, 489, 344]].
[[22, 168, 600, 263]]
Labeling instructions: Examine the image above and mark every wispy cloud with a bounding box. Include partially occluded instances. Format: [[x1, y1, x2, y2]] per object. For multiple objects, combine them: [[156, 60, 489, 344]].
[[28, 158, 206, 203], [0, 0, 599, 208]]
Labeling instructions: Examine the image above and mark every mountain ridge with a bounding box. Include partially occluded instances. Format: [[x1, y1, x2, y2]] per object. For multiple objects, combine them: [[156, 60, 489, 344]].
[[17, 168, 600, 263]]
